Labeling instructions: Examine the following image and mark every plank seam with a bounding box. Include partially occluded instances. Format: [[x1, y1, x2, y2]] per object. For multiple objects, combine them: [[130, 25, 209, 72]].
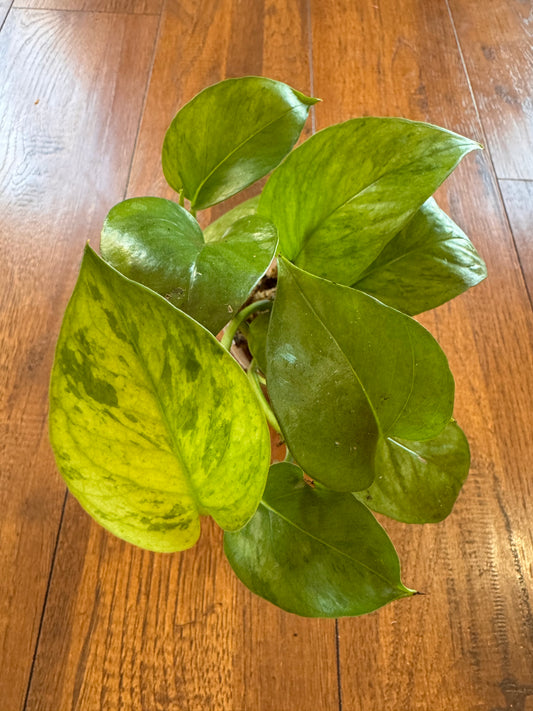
[[497, 179, 533, 307], [444, 0, 533, 313], [498, 177, 533, 183], [22, 489, 69, 711], [306, 0, 316, 134], [122, 0, 165, 197], [10, 6, 160, 16], [0, 0, 15, 32], [306, 6, 342, 708], [335, 619, 343, 711]]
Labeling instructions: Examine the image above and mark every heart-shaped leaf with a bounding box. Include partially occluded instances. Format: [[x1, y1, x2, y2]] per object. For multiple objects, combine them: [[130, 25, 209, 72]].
[[101, 197, 277, 334], [162, 77, 318, 210], [353, 198, 487, 314], [49, 246, 270, 553], [224, 462, 414, 617], [204, 195, 260, 243], [266, 258, 454, 491], [354, 421, 470, 523], [258, 117, 480, 284]]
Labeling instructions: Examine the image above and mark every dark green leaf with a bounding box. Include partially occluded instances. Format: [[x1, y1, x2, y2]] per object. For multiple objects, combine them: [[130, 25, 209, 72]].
[[49, 246, 270, 552], [224, 462, 414, 617], [354, 421, 470, 523], [100, 196, 202, 296], [247, 311, 270, 375], [101, 197, 277, 334], [258, 117, 480, 284], [204, 195, 260, 243], [353, 198, 487, 314], [162, 77, 318, 210], [266, 258, 454, 491]]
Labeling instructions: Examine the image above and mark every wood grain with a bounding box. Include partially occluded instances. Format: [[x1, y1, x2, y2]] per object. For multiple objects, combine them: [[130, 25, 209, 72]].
[[500, 179, 533, 299], [0, 0, 12, 26], [312, 1, 533, 709], [24, 2, 340, 710], [13, 0, 162, 14], [4, 0, 532, 709], [447, 0, 533, 180], [0, 9, 158, 711]]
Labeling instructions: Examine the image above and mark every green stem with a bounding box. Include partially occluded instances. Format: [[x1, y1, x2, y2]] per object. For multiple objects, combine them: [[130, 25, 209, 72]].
[[179, 191, 185, 207], [190, 206, 197, 218], [246, 360, 282, 434], [238, 320, 250, 339], [221, 299, 273, 350]]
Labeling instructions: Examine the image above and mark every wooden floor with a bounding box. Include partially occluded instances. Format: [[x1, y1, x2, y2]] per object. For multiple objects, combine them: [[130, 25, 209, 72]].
[[1, 0, 532, 709]]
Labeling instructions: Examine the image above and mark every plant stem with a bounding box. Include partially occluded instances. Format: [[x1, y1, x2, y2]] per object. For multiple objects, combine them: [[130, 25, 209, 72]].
[[190, 206, 197, 218], [238, 320, 250, 339], [246, 360, 282, 434], [179, 191, 185, 207], [220, 299, 272, 351]]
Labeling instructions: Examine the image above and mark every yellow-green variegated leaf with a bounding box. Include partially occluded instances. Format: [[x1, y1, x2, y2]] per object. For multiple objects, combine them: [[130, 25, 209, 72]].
[[353, 198, 487, 315], [259, 118, 480, 285], [49, 246, 270, 552], [162, 77, 318, 210]]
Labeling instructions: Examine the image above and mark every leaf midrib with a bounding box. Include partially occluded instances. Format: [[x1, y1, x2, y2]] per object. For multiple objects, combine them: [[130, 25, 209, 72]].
[[354, 234, 473, 283], [291, 140, 474, 264], [387, 434, 449, 468], [110, 278, 203, 513], [190, 104, 302, 208], [260, 498, 400, 591], [286, 265, 423, 441], [285, 266, 381, 431], [381, 322, 416, 437]]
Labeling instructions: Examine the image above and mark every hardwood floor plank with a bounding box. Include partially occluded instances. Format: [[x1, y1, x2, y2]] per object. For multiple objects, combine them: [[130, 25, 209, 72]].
[[311, 1, 533, 709], [0, 9, 158, 711], [500, 179, 533, 299], [447, 0, 533, 180], [13, 0, 162, 14], [24, 1, 340, 710], [0, 0, 13, 26]]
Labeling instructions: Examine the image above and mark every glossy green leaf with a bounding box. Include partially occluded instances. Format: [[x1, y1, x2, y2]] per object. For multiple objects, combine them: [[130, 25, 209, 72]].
[[353, 198, 487, 314], [247, 311, 270, 375], [258, 117, 480, 284], [354, 421, 470, 523], [266, 258, 454, 491], [162, 77, 318, 210], [224, 462, 414, 617], [49, 246, 270, 553], [204, 195, 260, 243], [101, 197, 277, 334]]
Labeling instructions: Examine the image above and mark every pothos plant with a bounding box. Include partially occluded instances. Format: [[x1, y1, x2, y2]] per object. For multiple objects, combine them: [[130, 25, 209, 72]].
[[49, 77, 487, 618]]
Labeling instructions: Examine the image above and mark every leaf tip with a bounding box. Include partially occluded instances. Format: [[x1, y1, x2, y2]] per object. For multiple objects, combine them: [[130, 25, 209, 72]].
[[291, 88, 321, 106]]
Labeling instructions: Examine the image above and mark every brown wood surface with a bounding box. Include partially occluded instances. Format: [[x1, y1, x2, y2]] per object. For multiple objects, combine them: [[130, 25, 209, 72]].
[[13, 0, 162, 13], [1, 0, 532, 709], [22, 2, 339, 711], [0, 8, 159, 711], [0, 0, 12, 25], [500, 179, 533, 299], [447, 0, 533, 180], [312, 1, 533, 709]]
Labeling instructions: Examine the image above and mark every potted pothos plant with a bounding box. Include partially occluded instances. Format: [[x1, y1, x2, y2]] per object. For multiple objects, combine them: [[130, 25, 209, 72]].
[[49, 76, 487, 618]]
